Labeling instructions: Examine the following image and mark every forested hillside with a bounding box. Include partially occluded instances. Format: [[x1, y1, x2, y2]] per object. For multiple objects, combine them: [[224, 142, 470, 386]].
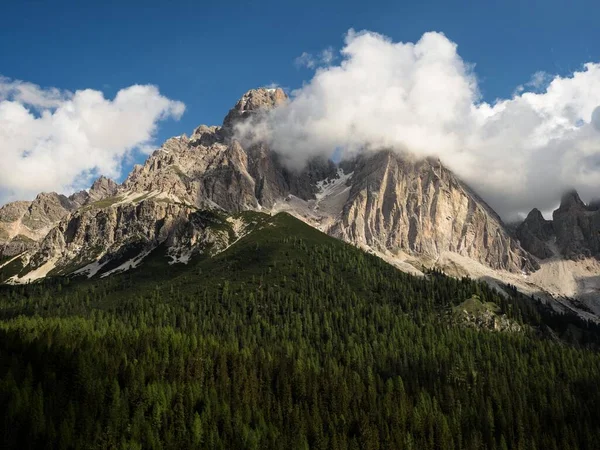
[[1, 213, 599, 449]]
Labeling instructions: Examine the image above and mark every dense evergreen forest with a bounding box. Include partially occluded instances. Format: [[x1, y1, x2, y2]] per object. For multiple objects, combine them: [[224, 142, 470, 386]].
[[1, 213, 599, 449]]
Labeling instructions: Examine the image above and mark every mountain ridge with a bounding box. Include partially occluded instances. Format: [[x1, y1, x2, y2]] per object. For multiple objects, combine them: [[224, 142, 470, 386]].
[[2, 87, 600, 318]]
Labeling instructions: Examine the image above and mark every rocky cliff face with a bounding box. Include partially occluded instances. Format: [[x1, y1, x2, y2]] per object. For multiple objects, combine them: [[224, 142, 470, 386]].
[[516, 208, 555, 259], [553, 190, 600, 259], [328, 151, 537, 272], [222, 87, 287, 134], [517, 190, 600, 261], [122, 88, 334, 210], [30, 200, 205, 274], [0, 193, 78, 259]]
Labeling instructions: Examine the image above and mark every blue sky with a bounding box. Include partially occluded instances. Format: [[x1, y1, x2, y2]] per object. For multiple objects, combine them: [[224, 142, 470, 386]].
[[2, 0, 600, 217], [4, 0, 599, 141]]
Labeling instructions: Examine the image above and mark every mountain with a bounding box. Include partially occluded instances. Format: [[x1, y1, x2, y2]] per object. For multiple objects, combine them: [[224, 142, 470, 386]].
[[554, 190, 600, 259], [2, 87, 600, 317], [327, 151, 536, 273], [518, 190, 600, 261], [511, 191, 600, 313], [0, 193, 78, 261], [515, 208, 555, 259], [1, 211, 599, 449]]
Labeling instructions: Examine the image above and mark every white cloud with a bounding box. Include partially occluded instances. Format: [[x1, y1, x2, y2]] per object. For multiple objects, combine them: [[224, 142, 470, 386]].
[[319, 47, 335, 65], [0, 76, 69, 109], [294, 52, 317, 69], [294, 47, 337, 69], [592, 106, 600, 131], [237, 29, 600, 220], [0, 77, 185, 203], [527, 70, 551, 90]]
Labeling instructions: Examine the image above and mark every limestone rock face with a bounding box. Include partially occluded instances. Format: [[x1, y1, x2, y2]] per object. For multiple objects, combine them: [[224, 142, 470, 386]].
[[121, 88, 333, 211], [122, 134, 259, 211], [245, 142, 337, 208], [516, 208, 554, 259], [30, 200, 195, 271], [553, 190, 600, 259], [0, 201, 34, 256], [22, 193, 78, 230], [69, 190, 91, 207], [328, 151, 537, 272], [222, 87, 287, 133], [27, 200, 250, 278], [0, 193, 77, 259], [88, 176, 119, 202]]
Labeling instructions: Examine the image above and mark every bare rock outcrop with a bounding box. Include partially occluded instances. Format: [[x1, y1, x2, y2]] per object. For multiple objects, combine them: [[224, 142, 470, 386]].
[[516, 208, 554, 259], [328, 151, 537, 272], [222, 87, 287, 134], [553, 190, 600, 259], [88, 176, 119, 202], [0, 193, 77, 259]]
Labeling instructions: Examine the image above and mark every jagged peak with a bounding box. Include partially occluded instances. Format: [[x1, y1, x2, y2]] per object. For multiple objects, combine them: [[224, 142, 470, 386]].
[[222, 87, 287, 130], [91, 175, 117, 188], [88, 176, 119, 202], [525, 208, 547, 222], [237, 87, 287, 105], [559, 189, 585, 209], [29, 192, 77, 216], [33, 191, 68, 203], [192, 124, 219, 136], [190, 125, 224, 147]]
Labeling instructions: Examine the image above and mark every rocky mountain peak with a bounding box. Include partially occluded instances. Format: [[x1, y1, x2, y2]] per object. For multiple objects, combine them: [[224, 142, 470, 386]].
[[222, 87, 287, 131], [190, 125, 224, 147], [515, 208, 555, 259], [525, 208, 545, 222], [552, 189, 600, 259], [27, 193, 76, 226], [89, 176, 119, 202], [0, 192, 78, 260], [559, 189, 586, 210]]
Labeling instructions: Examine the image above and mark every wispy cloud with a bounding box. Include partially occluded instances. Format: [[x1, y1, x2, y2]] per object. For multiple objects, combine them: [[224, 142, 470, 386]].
[[0, 77, 185, 203], [294, 47, 337, 69]]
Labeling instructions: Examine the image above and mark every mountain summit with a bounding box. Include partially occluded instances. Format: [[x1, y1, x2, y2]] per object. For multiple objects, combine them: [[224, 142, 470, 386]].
[[2, 88, 600, 317]]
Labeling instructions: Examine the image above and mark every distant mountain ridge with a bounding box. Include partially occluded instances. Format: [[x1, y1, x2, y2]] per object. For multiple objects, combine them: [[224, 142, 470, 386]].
[[2, 87, 600, 318]]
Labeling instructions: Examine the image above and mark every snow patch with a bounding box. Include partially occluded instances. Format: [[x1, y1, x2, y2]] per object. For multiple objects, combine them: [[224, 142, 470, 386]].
[[100, 249, 152, 278], [168, 248, 193, 265], [315, 169, 353, 203], [74, 259, 110, 278]]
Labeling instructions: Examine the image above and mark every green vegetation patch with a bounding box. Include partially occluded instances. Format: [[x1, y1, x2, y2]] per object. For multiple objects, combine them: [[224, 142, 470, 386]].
[[10, 234, 35, 243], [453, 294, 501, 315], [0, 256, 24, 283], [88, 196, 124, 209]]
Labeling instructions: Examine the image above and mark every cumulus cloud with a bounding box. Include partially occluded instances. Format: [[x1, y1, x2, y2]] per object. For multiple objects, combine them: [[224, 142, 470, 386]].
[[237, 29, 600, 220], [0, 77, 185, 203]]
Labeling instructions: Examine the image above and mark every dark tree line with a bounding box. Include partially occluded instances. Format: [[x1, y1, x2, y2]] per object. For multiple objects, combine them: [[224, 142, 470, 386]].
[[0, 215, 599, 449]]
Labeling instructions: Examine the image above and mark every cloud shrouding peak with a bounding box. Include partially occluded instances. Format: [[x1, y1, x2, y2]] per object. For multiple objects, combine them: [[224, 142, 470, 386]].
[[237, 29, 600, 220], [0, 77, 185, 203]]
